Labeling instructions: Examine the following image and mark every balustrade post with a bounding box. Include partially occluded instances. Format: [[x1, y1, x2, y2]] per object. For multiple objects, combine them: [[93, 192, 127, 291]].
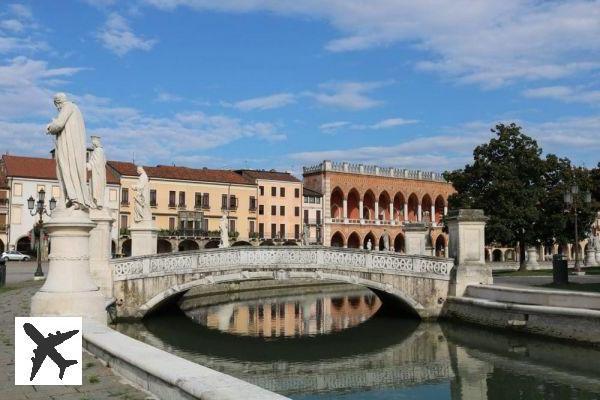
[[389, 203, 394, 225], [359, 200, 364, 224], [403, 203, 408, 222], [374, 201, 379, 224]]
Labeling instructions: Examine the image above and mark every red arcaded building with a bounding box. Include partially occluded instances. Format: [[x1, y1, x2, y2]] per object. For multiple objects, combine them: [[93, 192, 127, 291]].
[[302, 161, 455, 256]]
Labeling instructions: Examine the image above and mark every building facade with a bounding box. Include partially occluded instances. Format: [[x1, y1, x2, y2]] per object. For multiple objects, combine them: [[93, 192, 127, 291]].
[[0, 155, 121, 257], [303, 161, 454, 256], [235, 170, 303, 244], [302, 187, 323, 245], [109, 162, 258, 255]]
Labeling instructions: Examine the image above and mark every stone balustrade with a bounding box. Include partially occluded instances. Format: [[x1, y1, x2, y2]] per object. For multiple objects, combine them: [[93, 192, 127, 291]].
[[302, 160, 446, 182]]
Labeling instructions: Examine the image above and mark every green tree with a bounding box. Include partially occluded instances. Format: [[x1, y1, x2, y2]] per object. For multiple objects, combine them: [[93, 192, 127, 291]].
[[444, 123, 546, 269]]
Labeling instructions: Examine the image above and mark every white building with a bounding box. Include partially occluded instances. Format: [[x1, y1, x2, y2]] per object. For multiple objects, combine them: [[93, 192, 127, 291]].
[[302, 187, 323, 244], [0, 154, 121, 258]]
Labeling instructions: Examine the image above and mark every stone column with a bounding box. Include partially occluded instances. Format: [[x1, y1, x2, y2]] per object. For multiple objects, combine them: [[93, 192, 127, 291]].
[[447, 209, 492, 297], [342, 198, 348, 223], [417, 203, 422, 222], [389, 203, 394, 225], [30, 208, 106, 324], [404, 223, 428, 255], [359, 200, 364, 223], [374, 201, 379, 224], [444, 206, 448, 216], [430, 204, 436, 224], [525, 246, 539, 269], [130, 220, 158, 256], [403, 203, 408, 223], [89, 208, 114, 299]]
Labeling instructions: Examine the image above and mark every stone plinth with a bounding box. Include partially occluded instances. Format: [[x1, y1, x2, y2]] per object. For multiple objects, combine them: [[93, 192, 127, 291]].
[[596, 250, 600, 265], [130, 221, 158, 257], [30, 207, 106, 324], [89, 208, 114, 298], [404, 223, 428, 255], [447, 209, 492, 297], [585, 249, 598, 267], [525, 246, 540, 269]]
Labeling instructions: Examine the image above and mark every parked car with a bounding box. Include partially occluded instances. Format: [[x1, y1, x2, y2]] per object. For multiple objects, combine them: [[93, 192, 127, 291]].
[[1, 250, 31, 262]]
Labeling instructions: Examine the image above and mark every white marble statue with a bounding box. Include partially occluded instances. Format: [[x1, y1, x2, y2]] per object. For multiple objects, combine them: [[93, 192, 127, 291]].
[[302, 224, 310, 246], [46, 93, 92, 210], [87, 136, 106, 209], [382, 230, 390, 251], [132, 166, 152, 224], [219, 214, 230, 248], [366, 239, 372, 251]]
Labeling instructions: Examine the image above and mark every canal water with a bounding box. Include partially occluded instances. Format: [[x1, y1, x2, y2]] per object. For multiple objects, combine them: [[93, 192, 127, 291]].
[[114, 283, 600, 399]]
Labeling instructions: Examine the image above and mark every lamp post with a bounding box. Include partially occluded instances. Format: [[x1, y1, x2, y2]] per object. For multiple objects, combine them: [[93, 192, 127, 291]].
[[27, 189, 56, 279], [564, 184, 592, 274]]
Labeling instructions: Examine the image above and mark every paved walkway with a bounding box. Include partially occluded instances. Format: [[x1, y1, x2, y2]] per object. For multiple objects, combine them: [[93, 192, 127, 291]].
[[0, 280, 154, 399], [494, 274, 600, 287], [4, 261, 49, 285]]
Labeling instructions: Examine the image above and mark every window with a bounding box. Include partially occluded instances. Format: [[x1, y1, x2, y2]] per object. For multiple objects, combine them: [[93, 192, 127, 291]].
[[295, 224, 300, 239], [202, 193, 210, 208], [304, 196, 309, 203], [120, 214, 128, 229], [259, 204, 264, 215], [295, 188, 300, 198], [271, 205, 276, 216], [13, 183, 22, 197], [195, 193, 202, 208], [316, 197, 321, 204], [259, 223, 264, 238], [280, 206, 285, 216], [294, 206, 300, 217], [280, 224, 285, 238], [249, 220, 255, 234], [280, 187, 285, 197], [309, 196, 315, 204], [221, 194, 228, 209], [108, 188, 116, 202], [169, 217, 175, 230], [249, 196, 256, 210], [53, 186, 61, 199], [271, 223, 277, 238], [229, 219, 236, 233], [202, 218, 209, 231], [178, 191, 185, 207], [121, 188, 129, 205], [150, 189, 157, 207], [271, 187, 276, 196], [169, 191, 176, 207], [229, 195, 237, 209], [11, 205, 21, 224], [316, 210, 321, 225], [37, 184, 45, 193], [304, 210, 309, 223], [259, 186, 264, 196]]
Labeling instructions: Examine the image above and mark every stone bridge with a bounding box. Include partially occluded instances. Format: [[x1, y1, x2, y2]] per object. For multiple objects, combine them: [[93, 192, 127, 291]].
[[112, 246, 455, 319]]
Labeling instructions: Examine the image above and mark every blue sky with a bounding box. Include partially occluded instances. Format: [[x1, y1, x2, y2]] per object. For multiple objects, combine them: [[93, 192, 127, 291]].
[[1, 1, 599, 175]]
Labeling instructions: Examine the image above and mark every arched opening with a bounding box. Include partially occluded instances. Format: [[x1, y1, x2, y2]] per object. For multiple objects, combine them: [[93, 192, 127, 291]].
[[111, 240, 117, 258], [505, 248, 516, 261], [260, 239, 275, 246], [347, 189, 360, 220], [378, 191, 391, 221], [121, 239, 131, 257], [485, 249, 490, 262], [407, 193, 419, 222], [179, 239, 200, 252], [393, 192, 405, 223], [330, 187, 344, 219], [363, 232, 376, 250], [421, 194, 432, 223], [378, 233, 391, 251], [348, 296, 361, 308], [435, 235, 446, 257], [330, 232, 344, 248], [363, 190, 376, 221], [205, 239, 220, 249], [232, 241, 252, 247], [16, 236, 32, 255], [157, 239, 173, 254], [492, 249, 503, 262], [394, 233, 405, 253], [347, 232, 361, 249], [434, 195, 445, 224], [282, 240, 298, 246]]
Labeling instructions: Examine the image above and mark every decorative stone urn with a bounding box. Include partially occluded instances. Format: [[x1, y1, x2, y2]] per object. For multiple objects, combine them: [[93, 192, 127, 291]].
[[525, 246, 539, 269], [585, 249, 598, 267]]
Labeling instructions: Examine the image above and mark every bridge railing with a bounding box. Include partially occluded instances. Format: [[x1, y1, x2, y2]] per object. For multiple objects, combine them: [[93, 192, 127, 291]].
[[111, 246, 454, 282]]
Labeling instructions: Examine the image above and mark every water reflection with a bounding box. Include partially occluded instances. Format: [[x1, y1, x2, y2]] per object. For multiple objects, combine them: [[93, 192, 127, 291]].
[[114, 285, 600, 399]]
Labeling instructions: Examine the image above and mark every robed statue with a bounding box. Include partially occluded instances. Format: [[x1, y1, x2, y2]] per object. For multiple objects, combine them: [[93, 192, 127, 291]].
[[47, 93, 92, 210], [132, 166, 152, 224], [219, 214, 230, 248], [87, 136, 106, 209]]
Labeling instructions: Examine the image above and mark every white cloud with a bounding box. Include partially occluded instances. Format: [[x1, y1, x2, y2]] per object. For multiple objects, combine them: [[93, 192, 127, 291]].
[[319, 121, 350, 133], [141, 0, 600, 87], [319, 117, 417, 133], [0, 3, 47, 54], [7, 4, 32, 20], [96, 13, 156, 56], [230, 92, 296, 111], [155, 90, 183, 102], [1, 19, 24, 32], [310, 81, 386, 110], [363, 117, 418, 130], [523, 85, 600, 105]]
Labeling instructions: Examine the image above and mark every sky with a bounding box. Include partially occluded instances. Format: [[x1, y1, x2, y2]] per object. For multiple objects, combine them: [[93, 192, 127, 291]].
[[1, 0, 599, 175]]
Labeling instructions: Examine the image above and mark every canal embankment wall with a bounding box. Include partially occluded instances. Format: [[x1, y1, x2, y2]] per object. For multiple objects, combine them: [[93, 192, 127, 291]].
[[444, 285, 600, 346], [82, 319, 290, 400]]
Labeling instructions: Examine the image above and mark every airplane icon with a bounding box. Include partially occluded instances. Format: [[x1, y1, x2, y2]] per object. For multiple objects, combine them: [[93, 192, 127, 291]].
[[23, 322, 79, 381]]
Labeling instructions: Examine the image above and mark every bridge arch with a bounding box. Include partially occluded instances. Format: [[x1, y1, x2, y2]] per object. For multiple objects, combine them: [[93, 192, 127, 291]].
[[157, 239, 172, 254], [179, 239, 200, 252]]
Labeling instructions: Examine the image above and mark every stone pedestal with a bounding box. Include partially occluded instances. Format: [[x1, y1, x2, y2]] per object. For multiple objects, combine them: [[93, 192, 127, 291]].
[[404, 223, 428, 255], [30, 207, 106, 324], [130, 221, 158, 256], [89, 208, 114, 298], [596, 250, 600, 265], [525, 246, 540, 269], [447, 209, 492, 297], [585, 249, 598, 267]]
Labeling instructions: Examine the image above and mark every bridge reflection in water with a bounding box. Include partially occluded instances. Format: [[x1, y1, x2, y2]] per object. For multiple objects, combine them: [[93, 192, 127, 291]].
[[114, 285, 600, 399]]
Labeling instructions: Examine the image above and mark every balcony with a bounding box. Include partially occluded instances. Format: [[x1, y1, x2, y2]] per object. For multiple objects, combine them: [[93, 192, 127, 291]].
[[168, 202, 176, 208], [120, 200, 130, 206], [178, 203, 187, 209]]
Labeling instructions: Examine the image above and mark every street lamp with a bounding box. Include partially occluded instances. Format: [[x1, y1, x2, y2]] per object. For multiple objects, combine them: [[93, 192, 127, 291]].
[[564, 184, 591, 274], [27, 189, 56, 279]]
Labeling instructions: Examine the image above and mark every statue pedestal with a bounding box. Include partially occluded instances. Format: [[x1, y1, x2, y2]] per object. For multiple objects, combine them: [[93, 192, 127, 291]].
[[404, 223, 428, 255], [130, 221, 158, 256], [585, 249, 598, 267], [89, 208, 114, 299], [30, 208, 106, 324], [596, 250, 600, 265], [525, 247, 540, 269]]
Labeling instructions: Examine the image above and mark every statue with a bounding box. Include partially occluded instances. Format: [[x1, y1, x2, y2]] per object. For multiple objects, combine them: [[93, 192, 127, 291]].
[[366, 239, 372, 251], [302, 224, 310, 246], [131, 166, 152, 224], [87, 136, 106, 209], [382, 230, 390, 251], [46, 93, 92, 210], [219, 214, 230, 248]]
